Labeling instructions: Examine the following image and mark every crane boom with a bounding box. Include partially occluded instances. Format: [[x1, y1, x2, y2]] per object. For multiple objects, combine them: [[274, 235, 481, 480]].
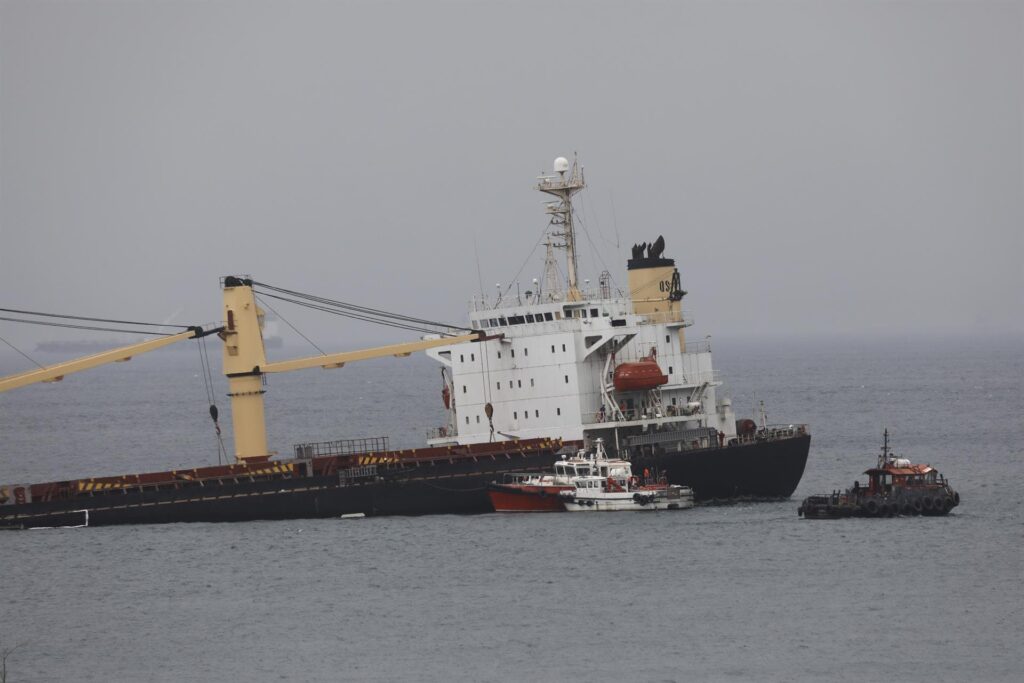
[[0, 326, 219, 394], [261, 334, 482, 374]]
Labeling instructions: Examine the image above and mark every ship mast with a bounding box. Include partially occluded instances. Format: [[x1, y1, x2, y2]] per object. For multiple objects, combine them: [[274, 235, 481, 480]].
[[537, 155, 585, 301]]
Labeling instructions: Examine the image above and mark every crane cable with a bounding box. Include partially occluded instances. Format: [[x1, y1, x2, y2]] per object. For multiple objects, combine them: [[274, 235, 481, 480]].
[[196, 335, 228, 465], [251, 283, 471, 337]]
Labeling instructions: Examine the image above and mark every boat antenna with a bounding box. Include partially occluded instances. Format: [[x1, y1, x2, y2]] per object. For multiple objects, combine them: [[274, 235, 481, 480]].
[[879, 428, 891, 467], [537, 154, 585, 301]]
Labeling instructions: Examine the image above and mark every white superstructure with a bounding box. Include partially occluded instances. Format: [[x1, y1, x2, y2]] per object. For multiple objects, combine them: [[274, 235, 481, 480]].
[[426, 156, 737, 456]]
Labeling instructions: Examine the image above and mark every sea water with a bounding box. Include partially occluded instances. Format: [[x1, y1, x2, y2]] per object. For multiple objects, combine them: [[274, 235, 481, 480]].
[[0, 335, 1020, 682]]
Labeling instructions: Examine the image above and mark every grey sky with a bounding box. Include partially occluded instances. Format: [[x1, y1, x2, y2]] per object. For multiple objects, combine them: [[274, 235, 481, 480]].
[[1, 0, 1021, 357]]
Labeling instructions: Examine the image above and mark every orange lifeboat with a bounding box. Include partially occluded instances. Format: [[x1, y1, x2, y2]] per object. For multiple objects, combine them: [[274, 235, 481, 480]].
[[613, 349, 668, 392]]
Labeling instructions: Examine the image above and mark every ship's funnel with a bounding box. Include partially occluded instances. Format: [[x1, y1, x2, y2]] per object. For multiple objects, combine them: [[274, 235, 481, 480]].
[[627, 236, 686, 347]]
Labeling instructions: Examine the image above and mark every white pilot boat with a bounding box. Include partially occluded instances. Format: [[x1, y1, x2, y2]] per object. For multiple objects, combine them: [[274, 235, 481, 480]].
[[557, 439, 694, 512]]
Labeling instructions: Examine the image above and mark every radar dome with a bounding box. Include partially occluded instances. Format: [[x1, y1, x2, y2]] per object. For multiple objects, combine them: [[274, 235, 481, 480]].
[[553, 157, 570, 173]]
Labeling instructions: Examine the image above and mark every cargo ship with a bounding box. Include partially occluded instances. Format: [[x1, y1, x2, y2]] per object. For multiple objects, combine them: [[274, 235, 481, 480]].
[[0, 155, 810, 528]]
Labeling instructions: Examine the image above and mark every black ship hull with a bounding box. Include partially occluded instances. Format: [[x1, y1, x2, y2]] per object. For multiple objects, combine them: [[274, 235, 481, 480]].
[[634, 433, 811, 502], [1, 433, 810, 528]]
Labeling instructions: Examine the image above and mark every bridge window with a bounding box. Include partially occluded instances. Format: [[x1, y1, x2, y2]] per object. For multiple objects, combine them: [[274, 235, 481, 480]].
[[591, 308, 598, 317]]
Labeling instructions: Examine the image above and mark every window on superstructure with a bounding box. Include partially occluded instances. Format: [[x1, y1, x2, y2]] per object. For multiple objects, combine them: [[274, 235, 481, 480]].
[[524, 411, 528, 420], [526, 314, 535, 323], [497, 351, 501, 358], [509, 381, 513, 389], [460, 354, 464, 362], [476, 415, 480, 423], [562, 344, 566, 352], [524, 348, 528, 356], [471, 353, 475, 361], [462, 385, 466, 394], [669, 366, 673, 374], [544, 312, 553, 321], [554, 312, 561, 320], [564, 375, 569, 384], [557, 408, 561, 416], [466, 416, 470, 425], [514, 411, 518, 419], [530, 378, 534, 387], [499, 318, 507, 326], [490, 319, 497, 327], [535, 410, 539, 418], [517, 380, 522, 388], [666, 335, 670, 343], [672, 397, 677, 406], [591, 308, 598, 317], [496, 382, 501, 390], [551, 345, 555, 353], [580, 309, 587, 318], [511, 349, 515, 357]]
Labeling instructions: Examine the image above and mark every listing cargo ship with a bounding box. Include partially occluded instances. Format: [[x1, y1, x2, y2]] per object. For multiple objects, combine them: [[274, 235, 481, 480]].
[[0, 155, 810, 528]]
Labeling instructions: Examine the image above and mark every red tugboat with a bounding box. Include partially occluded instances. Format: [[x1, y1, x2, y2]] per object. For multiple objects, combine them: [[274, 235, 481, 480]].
[[799, 430, 960, 519]]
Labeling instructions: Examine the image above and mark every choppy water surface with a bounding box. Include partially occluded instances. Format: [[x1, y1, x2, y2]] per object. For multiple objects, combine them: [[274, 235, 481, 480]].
[[1, 336, 1021, 682]]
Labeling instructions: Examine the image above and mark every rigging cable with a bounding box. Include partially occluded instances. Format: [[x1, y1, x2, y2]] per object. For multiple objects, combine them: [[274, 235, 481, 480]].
[[0, 334, 44, 369], [251, 282, 470, 332], [251, 290, 452, 335], [196, 335, 227, 465], [496, 223, 553, 304], [0, 307, 190, 329], [254, 295, 327, 356], [0, 316, 175, 336]]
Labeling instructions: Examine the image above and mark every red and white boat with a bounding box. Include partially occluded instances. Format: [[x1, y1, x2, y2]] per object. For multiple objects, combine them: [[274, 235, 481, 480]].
[[486, 449, 597, 512]]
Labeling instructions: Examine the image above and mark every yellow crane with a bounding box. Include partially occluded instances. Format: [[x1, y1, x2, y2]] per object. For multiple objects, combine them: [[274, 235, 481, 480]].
[[1, 277, 485, 463]]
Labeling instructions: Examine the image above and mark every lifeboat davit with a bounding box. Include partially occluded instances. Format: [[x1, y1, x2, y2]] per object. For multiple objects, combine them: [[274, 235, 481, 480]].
[[613, 350, 668, 392]]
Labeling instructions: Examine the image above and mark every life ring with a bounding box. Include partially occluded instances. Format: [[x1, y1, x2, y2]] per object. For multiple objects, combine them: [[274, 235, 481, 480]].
[[942, 497, 954, 512], [912, 498, 923, 514], [901, 502, 913, 515], [922, 497, 934, 511], [864, 499, 879, 515], [953, 491, 960, 505], [933, 496, 946, 512]]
